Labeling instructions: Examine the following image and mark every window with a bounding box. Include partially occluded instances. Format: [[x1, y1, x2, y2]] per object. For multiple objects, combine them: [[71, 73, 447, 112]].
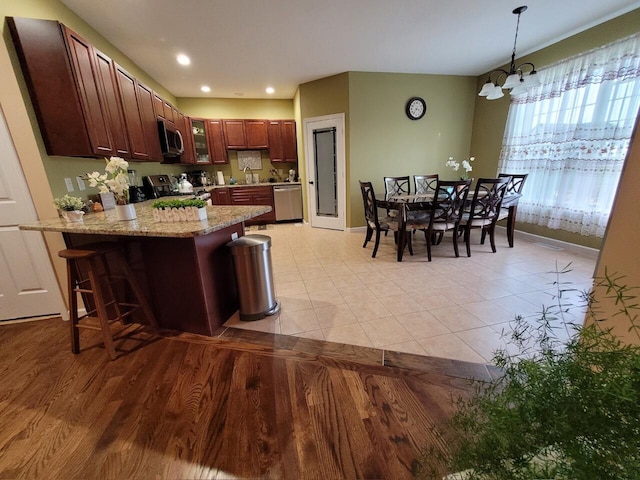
[[498, 34, 640, 237]]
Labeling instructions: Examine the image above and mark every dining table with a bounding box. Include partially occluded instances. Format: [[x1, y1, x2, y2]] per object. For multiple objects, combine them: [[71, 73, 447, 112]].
[[376, 190, 522, 262]]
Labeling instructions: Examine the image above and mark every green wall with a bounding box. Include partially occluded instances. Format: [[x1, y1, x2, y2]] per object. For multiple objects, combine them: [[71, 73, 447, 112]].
[[348, 72, 477, 227], [470, 8, 640, 248]]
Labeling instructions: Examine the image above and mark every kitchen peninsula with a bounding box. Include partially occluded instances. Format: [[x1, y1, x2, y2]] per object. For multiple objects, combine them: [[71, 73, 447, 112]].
[[20, 201, 271, 336]]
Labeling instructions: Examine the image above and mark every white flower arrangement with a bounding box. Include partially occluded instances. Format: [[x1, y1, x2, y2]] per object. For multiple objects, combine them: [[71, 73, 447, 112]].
[[87, 156, 130, 205], [53, 194, 85, 212], [446, 155, 475, 180]]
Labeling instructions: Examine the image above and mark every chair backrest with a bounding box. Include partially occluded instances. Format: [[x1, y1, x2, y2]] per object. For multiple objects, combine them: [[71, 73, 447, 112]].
[[384, 176, 410, 199], [430, 179, 471, 226], [359, 181, 380, 229], [498, 173, 528, 195], [467, 177, 511, 227], [414, 174, 439, 195]]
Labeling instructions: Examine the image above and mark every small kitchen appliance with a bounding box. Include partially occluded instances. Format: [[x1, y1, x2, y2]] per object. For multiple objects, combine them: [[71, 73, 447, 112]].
[[127, 169, 146, 203], [143, 174, 177, 199], [288, 169, 296, 182]]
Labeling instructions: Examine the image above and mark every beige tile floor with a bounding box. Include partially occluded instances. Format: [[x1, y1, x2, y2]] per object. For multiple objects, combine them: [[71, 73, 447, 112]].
[[224, 223, 598, 364]]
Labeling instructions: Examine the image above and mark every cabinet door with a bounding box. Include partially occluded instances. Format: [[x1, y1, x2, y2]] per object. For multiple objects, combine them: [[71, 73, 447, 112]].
[[212, 188, 231, 205], [93, 50, 130, 157], [245, 120, 269, 149], [281, 120, 298, 162], [267, 121, 284, 162], [135, 82, 163, 161], [176, 112, 195, 164], [115, 65, 149, 161], [206, 120, 228, 164], [63, 27, 114, 156], [223, 120, 246, 149], [190, 118, 211, 164], [152, 93, 164, 120], [163, 101, 175, 124]]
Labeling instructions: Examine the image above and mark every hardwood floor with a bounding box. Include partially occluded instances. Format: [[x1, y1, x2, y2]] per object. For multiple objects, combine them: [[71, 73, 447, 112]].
[[0, 319, 494, 479]]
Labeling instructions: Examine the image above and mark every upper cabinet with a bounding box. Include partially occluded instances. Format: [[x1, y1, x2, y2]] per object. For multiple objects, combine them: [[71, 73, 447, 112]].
[[187, 119, 228, 165], [267, 120, 297, 163], [223, 119, 269, 149], [206, 120, 229, 164], [8, 17, 162, 161]]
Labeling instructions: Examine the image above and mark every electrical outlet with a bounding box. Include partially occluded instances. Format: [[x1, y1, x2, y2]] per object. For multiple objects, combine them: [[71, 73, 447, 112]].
[[64, 177, 74, 192], [231, 232, 239, 241], [76, 176, 86, 191]]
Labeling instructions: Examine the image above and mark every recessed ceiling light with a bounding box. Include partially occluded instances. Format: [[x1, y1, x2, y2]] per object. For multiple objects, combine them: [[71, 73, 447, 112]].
[[201, 85, 211, 93], [265, 87, 275, 94], [234, 93, 244, 97], [176, 54, 190, 66]]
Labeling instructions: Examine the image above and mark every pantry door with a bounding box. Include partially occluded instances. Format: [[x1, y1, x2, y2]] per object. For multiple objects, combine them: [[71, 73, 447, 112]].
[[304, 114, 346, 231], [0, 104, 65, 321]]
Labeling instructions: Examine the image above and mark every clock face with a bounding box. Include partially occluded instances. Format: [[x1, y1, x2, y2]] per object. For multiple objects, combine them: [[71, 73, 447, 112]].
[[406, 97, 426, 120]]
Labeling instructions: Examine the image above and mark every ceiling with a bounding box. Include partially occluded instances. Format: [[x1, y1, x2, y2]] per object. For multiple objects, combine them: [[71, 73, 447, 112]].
[[59, 0, 640, 100]]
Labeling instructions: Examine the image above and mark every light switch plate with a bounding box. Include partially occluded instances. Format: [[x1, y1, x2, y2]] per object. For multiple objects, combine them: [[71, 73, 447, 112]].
[[64, 177, 74, 192], [231, 232, 239, 241], [76, 176, 86, 191]]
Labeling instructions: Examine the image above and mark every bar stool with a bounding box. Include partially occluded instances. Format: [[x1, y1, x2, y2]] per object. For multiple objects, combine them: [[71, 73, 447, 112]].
[[58, 242, 157, 360]]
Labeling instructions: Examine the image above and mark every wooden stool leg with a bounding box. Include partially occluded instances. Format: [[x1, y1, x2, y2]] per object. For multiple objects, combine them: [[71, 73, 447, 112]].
[[112, 250, 158, 328], [67, 259, 80, 354], [86, 257, 118, 360]]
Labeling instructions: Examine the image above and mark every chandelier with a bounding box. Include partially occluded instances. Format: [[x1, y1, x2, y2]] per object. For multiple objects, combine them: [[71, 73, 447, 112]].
[[478, 5, 539, 100]]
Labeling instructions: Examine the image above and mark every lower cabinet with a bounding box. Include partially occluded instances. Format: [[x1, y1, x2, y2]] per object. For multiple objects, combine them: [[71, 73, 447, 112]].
[[211, 187, 231, 205], [230, 186, 275, 225]]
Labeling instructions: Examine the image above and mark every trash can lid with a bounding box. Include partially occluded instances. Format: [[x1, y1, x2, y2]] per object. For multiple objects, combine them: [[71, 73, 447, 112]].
[[227, 234, 272, 252]]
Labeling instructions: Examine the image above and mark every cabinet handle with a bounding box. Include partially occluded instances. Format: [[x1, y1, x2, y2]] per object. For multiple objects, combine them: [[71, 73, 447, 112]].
[[309, 181, 314, 185]]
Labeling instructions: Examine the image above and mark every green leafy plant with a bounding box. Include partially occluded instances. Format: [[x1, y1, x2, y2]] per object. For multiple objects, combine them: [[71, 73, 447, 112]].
[[152, 198, 207, 209], [416, 265, 640, 480], [53, 194, 85, 211]]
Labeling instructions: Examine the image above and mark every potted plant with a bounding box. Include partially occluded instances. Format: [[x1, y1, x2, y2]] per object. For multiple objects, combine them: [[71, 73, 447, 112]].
[[151, 198, 208, 222], [416, 266, 640, 480], [86, 156, 135, 220], [53, 194, 86, 222], [446, 155, 475, 181]]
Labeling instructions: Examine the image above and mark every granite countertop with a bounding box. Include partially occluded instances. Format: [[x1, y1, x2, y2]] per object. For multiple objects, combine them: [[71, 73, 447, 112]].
[[19, 200, 271, 238]]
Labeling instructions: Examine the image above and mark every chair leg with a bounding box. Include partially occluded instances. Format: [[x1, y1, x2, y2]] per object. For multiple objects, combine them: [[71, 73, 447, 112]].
[[67, 260, 80, 354], [407, 232, 413, 256], [506, 206, 517, 248], [86, 257, 118, 360], [480, 229, 487, 245], [452, 228, 460, 258], [112, 250, 158, 328], [425, 230, 432, 262], [363, 226, 373, 248], [489, 224, 498, 253], [464, 227, 471, 257], [372, 230, 381, 258]]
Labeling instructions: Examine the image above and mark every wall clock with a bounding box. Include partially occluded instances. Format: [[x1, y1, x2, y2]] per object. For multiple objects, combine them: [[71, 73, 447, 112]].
[[406, 97, 427, 120]]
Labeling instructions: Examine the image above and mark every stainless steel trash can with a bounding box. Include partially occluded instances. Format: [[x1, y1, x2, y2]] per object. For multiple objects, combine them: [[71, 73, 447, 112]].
[[227, 234, 280, 321]]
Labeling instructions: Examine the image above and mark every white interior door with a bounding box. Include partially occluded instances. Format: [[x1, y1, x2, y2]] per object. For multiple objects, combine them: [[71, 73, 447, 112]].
[[304, 114, 346, 230], [0, 104, 65, 321]]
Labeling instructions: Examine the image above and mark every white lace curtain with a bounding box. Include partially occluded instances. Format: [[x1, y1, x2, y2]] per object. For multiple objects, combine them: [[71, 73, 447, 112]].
[[498, 34, 640, 237]]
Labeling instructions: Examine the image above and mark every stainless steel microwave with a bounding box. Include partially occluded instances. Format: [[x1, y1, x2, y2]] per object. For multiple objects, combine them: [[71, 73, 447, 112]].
[[157, 119, 184, 157]]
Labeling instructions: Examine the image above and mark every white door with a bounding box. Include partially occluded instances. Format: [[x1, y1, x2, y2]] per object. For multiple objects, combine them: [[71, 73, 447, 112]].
[[0, 104, 65, 321], [304, 114, 346, 231]]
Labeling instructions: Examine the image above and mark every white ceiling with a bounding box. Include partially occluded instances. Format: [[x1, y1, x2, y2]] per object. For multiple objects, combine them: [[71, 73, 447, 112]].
[[59, 0, 640, 100]]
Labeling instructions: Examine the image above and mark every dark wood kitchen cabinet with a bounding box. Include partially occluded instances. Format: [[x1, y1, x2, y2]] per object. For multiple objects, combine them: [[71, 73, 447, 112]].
[[8, 17, 125, 158], [206, 120, 229, 164], [230, 186, 275, 225], [211, 187, 231, 205], [223, 119, 269, 149], [267, 120, 297, 163], [186, 118, 227, 165], [115, 65, 162, 161]]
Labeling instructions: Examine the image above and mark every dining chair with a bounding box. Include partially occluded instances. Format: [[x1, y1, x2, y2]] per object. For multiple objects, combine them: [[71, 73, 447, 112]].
[[488, 173, 528, 248], [359, 181, 400, 258], [460, 177, 510, 257], [413, 174, 439, 196], [413, 179, 471, 261]]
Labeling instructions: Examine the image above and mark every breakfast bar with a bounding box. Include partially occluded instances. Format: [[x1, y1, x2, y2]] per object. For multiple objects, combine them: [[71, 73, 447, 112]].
[[19, 201, 271, 336]]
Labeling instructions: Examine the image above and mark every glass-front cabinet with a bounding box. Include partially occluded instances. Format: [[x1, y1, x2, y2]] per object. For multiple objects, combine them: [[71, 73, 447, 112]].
[[190, 119, 211, 164]]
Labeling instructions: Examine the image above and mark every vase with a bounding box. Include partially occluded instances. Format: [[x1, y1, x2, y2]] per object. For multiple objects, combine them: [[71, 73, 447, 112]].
[[115, 203, 136, 221], [61, 210, 84, 222]]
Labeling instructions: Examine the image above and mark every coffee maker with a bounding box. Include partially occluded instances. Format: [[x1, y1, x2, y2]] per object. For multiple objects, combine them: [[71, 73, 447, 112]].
[[127, 169, 146, 203]]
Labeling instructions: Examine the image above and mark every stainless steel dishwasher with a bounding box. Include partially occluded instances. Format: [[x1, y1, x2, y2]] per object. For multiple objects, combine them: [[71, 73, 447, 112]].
[[273, 184, 303, 221]]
